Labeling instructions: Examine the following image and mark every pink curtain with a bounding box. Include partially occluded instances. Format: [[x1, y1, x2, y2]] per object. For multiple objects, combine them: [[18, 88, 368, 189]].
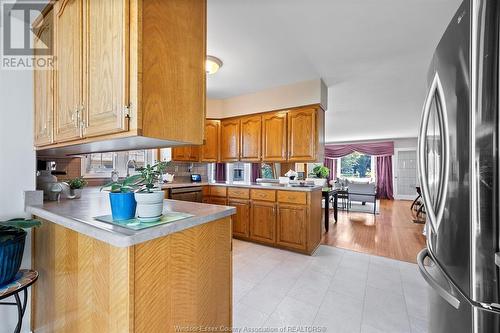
[[323, 158, 336, 183], [251, 163, 261, 182], [325, 141, 394, 158], [376, 156, 394, 199], [215, 163, 226, 182]]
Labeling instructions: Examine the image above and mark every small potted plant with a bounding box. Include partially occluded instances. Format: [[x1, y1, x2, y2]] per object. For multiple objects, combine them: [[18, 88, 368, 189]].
[[134, 162, 168, 222], [64, 176, 88, 199], [312, 165, 330, 179], [101, 175, 142, 221], [0, 218, 41, 285]]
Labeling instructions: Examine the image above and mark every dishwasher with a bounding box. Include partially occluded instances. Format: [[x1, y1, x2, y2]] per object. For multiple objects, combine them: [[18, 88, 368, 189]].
[[169, 186, 203, 203]]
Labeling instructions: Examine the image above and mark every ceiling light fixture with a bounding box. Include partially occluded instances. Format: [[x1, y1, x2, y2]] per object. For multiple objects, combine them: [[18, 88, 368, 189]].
[[206, 55, 223, 75]]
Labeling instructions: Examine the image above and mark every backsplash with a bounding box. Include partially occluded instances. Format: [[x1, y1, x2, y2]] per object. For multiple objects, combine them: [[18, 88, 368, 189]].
[[165, 162, 209, 182]]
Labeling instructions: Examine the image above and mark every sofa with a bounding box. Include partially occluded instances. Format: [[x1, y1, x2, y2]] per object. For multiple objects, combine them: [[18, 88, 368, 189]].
[[347, 180, 377, 204]]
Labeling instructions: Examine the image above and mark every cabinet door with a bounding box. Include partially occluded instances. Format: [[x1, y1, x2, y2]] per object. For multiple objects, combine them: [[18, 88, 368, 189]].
[[33, 9, 54, 146], [262, 112, 287, 161], [287, 108, 316, 161], [187, 146, 201, 162], [220, 119, 240, 162], [277, 204, 307, 250], [54, 0, 83, 143], [210, 196, 227, 205], [172, 146, 189, 161], [84, 0, 129, 137], [240, 115, 262, 161], [228, 199, 250, 238], [202, 120, 220, 162], [250, 201, 276, 244]]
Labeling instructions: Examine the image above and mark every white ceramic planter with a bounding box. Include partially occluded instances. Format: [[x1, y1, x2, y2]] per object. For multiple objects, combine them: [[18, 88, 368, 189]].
[[134, 191, 164, 221], [68, 188, 83, 199]]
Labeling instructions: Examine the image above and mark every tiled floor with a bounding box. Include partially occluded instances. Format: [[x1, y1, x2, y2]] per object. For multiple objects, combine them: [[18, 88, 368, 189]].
[[233, 240, 428, 333]]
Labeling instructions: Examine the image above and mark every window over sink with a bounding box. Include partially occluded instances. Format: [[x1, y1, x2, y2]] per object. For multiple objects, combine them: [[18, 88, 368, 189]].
[[81, 150, 155, 178]]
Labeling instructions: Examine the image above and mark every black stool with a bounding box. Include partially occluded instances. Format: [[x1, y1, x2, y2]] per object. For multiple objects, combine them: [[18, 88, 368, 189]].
[[0, 269, 38, 333]]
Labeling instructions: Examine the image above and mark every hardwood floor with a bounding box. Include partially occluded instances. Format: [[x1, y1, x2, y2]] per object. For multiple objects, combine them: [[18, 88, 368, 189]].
[[322, 199, 426, 263]]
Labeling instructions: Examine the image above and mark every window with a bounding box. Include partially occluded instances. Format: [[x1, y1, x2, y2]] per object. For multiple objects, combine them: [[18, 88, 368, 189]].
[[82, 150, 155, 178], [338, 152, 375, 181]]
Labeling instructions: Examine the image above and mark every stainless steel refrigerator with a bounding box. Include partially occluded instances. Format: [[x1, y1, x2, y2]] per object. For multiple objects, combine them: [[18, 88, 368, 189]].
[[416, 0, 500, 332]]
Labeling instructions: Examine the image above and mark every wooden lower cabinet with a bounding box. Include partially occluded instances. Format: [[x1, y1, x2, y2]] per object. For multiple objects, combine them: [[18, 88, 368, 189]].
[[277, 204, 307, 250], [250, 201, 276, 244], [228, 199, 250, 238], [210, 196, 227, 205], [32, 216, 232, 332]]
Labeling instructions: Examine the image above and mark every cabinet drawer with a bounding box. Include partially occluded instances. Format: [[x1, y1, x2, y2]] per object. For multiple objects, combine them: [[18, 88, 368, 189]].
[[210, 186, 227, 197], [277, 191, 307, 205], [228, 187, 250, 199], [251, 189, 276, 202]]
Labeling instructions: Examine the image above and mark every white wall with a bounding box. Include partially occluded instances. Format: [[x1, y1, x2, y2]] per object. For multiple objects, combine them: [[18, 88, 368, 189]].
[[0, 6, 36, 329], [206, 79, 327, 118], [0, 68, 36, 332]]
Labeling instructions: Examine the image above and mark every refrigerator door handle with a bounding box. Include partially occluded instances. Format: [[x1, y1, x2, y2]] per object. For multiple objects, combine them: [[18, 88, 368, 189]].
[[419, 249, 500, 315], [417, 72, 450, 233], [417, 248, 461, 309]]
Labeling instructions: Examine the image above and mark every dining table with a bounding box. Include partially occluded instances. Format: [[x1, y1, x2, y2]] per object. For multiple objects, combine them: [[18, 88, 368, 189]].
[[322, 187, 338, 232]]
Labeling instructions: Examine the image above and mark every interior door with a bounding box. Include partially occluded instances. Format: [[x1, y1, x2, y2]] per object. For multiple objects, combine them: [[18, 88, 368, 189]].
[[84, 0, 129, 137], [394, 149, 418, 200]]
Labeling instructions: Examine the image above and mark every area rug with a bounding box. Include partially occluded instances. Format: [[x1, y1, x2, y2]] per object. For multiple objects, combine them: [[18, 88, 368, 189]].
[[338, 200, 380, 214]]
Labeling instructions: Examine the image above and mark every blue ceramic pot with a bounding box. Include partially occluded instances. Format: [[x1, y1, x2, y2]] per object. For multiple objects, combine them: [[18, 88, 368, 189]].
[[0, 226, 26, 286], [109, 192, 137, 221]]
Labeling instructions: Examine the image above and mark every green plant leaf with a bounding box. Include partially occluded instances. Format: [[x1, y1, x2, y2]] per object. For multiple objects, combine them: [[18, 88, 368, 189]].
[[2, 218, 41, 229]]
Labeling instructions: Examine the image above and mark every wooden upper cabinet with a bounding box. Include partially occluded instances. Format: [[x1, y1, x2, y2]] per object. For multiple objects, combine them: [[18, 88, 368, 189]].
[[83, 0, 128, 137], [262, 111, 287, 161], [202, 120, 220, 162], [33, 8, 54, 146], [35, 0, 207, 154], [240, 115, 262, 162], [220, 119, 240, 162], [287, 108, 317, 162], [172, 146, 200, 162], [54, 0, 83, 143]]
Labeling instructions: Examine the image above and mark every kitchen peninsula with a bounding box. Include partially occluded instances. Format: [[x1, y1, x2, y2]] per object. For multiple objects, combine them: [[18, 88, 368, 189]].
[[24, 190, 235, 332]]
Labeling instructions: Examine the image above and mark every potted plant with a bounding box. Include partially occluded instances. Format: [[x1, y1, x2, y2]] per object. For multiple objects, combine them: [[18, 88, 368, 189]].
[[134, 162, 168, 222], [64, 176, 88, 199], [0, 218, 41, 286], [101, 175, 143, 221], [312, 165, 330, 179]]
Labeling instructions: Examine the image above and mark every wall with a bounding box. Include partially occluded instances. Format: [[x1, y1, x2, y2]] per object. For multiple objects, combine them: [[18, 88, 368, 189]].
[[0, 64, 35, 332], [206, 79, 327, 118]]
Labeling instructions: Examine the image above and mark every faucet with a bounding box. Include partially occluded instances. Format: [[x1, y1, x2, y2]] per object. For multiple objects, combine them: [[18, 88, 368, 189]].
[[126, 159, 137, 177]]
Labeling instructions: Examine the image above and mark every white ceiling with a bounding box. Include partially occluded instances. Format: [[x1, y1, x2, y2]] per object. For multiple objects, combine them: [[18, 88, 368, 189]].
[[207, 0, 462, 142]]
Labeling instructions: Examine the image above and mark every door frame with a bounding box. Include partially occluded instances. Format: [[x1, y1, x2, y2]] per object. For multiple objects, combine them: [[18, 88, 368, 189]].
[[393, 147, 418, 200]]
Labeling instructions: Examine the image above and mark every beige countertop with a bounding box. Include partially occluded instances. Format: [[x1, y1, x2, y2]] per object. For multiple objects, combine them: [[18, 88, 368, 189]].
[[24, 189, 235, 248], [160, 181, 322, 192]]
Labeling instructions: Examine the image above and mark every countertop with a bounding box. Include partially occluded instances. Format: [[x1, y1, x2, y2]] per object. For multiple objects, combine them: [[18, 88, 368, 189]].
[[207, 182, 323, 192], [24, 189, 235, 248], [160, 181, 322, 192]]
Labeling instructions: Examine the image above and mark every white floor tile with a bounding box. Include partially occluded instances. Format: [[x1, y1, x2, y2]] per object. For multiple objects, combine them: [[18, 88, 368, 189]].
[[264, 296, 318, 326], [239, 284, 285, 315], [362, 286, 411, 333], [233, 302, 269, 328], [232, 242, 425, 333]]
